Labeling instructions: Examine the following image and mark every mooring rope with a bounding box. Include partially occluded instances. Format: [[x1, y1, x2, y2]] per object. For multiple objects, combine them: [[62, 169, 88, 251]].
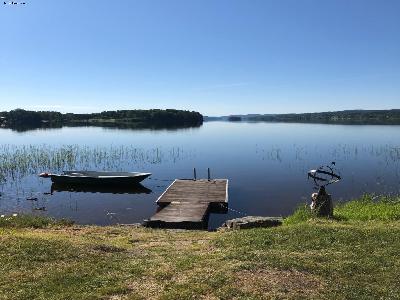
[[150, 178, 175, 182], [227, 206, 248, 216]]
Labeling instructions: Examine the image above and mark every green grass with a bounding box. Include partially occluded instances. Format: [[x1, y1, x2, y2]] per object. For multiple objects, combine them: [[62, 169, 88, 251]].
[[335, 194, 400, 221], [0, 196, 399, 299], [283, 204, 316, 225], [0, 214, 73, 228], [285, 194, 400, 225], [216, 222, 400, 299]]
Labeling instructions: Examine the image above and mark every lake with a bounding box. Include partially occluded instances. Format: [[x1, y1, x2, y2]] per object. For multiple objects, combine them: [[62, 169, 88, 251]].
[[1, 121, 400, 229]]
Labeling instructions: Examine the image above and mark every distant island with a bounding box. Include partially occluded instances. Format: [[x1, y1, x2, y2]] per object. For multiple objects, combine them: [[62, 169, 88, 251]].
[[3, 109, 400, 131], [0, 109, 203, 131], [205, 109, 400, 125]]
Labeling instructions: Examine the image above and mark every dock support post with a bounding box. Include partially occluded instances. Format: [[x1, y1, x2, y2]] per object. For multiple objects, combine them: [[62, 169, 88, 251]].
[[208, 168, 211, 181], [193, 168, 197, 180]]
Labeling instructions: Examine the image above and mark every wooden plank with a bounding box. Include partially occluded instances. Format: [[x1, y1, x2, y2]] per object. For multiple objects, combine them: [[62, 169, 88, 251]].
[[145, 179, 228, 229], [156, 179, 228, 204], [150, 202, 210, 223]]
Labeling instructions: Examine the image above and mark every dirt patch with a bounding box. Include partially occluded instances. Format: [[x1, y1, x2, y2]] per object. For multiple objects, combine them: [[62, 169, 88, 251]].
[[235, 268, 325, 299], [127, 280, 164, 300]]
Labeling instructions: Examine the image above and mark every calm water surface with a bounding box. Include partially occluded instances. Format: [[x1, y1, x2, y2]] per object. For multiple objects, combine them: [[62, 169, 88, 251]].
[[1, 122, 400, 229]]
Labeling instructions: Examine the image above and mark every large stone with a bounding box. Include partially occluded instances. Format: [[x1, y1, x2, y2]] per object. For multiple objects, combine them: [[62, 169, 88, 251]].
[[220, 216, 283, 230], [310, 186, 333, 217]]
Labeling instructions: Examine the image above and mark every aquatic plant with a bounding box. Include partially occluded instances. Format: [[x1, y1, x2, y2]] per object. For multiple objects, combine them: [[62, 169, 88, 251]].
[[0, 144, 192, 180], [0, 173, 5, 184], [256, 144, 400, 164]]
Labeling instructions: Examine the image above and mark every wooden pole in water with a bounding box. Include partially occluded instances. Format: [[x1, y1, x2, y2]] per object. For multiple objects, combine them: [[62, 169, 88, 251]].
[[208, 168, 211, 181], [193, 168, 197, 181]]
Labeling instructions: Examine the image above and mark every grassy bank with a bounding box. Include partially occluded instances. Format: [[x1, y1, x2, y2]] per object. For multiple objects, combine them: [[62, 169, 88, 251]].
[[1, 196, 399, 299]]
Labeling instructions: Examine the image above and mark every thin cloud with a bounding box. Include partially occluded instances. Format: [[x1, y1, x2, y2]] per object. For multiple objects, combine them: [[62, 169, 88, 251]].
[[194, 82, 251, 92]]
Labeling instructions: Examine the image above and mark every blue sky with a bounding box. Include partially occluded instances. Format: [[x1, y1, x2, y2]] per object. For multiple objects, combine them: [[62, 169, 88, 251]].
[[1, 0, 399, 115]]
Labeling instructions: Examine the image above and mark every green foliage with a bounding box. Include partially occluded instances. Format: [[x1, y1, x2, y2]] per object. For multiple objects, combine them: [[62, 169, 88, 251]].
[[285, 195, 400, 225], [335, 194, 400, 221], [0, 108, 203, 131], [283, 204, 317, 225], [248, 109, 400, 124], [63, 109, 203, 127], [1, 109, 63, 126], [0, 214, 73, 228]]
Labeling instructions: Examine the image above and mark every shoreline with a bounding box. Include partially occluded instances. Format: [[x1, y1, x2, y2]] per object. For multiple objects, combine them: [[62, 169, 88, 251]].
[[1, 196, 399, 299]]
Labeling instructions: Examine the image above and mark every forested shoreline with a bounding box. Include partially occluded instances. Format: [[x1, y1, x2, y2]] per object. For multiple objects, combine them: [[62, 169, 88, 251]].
[[246, 109, 400, 124], [0, 109, 203, 130]]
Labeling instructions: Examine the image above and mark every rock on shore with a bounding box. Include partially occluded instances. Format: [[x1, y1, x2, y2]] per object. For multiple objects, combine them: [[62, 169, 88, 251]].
[[220, 216, 283, 230]]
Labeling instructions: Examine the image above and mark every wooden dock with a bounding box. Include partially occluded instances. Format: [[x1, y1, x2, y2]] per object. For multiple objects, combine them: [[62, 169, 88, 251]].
[[145, 179, 228, 229]]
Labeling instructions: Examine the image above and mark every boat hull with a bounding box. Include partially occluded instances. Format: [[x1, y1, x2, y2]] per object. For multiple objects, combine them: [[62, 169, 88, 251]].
[[49, 171, 151, 186]]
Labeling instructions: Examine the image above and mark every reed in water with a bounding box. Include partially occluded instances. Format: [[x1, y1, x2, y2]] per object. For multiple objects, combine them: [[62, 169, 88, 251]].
[[0, 144, 190, 180]]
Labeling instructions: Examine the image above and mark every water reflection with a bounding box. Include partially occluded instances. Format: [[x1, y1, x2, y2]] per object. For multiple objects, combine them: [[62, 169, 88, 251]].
[[51, 183, 152, 194], [2, 122, 202, 133]]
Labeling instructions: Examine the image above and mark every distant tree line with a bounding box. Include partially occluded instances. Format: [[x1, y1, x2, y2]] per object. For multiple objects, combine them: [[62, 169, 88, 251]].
[[0, 109, 203, 130], [247, 110, 400, 124], [0, 109, 63, 126], [227, 116, 242, 122]]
